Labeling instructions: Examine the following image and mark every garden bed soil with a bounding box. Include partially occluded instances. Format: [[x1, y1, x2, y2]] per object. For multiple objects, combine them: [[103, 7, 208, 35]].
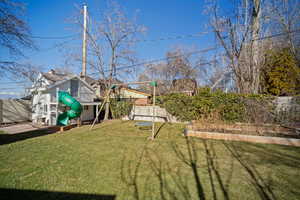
[[188, 121, 300, 139]]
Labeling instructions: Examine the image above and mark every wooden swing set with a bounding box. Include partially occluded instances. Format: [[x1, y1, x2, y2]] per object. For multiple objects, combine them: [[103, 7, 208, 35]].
[[89, 81, 158, 140]]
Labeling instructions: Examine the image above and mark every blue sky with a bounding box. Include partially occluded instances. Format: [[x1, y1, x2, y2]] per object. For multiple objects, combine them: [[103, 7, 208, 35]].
[[1, 0, 218, 98]]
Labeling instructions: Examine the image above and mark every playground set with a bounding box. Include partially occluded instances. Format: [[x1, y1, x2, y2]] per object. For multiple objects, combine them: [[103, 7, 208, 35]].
[[56, 91, 82, 126], [56, 81, 158, 139]]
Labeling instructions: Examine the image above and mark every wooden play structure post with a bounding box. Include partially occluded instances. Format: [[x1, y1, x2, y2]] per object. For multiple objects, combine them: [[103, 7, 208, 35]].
[[56, 88, 59, 126], [150, 81, 157, 140], [90, 85, 116, 131]]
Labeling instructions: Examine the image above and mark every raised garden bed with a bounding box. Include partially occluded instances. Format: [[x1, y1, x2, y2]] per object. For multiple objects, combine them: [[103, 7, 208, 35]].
[[185, 121, 300, 146]]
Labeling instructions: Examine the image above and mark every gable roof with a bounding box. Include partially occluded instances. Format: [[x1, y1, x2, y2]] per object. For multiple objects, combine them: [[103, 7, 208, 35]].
[[38, 69, 98, 90], [45, 75, 95, 92], [85, 76, 97, 86], [120, 87, 151, 97], [41, 70, 74, 84]]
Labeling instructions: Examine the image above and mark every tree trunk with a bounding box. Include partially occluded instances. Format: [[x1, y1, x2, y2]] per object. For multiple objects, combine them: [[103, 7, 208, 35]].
[[251, 0, 261, 94], [104, 101, 110, 120], [104, 46, 116, 121]]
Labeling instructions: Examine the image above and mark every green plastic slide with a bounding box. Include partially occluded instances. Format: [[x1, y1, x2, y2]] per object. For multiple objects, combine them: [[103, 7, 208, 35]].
[[56, 91, 82, 126]]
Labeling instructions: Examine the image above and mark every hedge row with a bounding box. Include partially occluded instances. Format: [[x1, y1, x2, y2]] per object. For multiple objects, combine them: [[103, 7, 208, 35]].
[[110, 99, 133, 119], [157, 88, 275, 123]]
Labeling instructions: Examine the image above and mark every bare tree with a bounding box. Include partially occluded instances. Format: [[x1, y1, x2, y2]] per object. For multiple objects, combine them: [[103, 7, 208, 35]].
[[70, 1, 146, 120], [138, 47, 200, 94], [0, 0, 35, 78], [206, 0, 263, 94], [265, 0, 300, 59]]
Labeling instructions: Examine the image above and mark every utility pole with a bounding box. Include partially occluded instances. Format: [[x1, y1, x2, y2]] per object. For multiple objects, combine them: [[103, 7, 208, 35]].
[[81, 4, 87, 79]]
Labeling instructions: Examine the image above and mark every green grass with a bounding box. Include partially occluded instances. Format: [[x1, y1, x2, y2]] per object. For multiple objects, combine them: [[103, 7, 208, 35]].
[[0, 120, 299, 200]]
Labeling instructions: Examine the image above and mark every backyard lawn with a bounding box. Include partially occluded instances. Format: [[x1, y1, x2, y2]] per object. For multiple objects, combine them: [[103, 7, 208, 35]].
[[0, 120, 299, 200]]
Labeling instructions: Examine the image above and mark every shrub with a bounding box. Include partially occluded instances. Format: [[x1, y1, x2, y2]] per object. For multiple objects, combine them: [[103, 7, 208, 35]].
[[158, 88, 274, 123], [261, 48, 300, 96], [110, 100, 133, 119], [158, 93, 196, 121]]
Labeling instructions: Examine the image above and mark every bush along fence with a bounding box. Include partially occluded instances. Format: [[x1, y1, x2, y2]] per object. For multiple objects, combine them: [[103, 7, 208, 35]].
[[110, 99, 133, 119], [157, 88, 300, 125], [109, 87, 300, 125]]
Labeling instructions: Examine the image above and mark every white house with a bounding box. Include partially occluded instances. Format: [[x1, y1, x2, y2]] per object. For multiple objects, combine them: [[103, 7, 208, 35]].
[[30, 70, 100, 126]]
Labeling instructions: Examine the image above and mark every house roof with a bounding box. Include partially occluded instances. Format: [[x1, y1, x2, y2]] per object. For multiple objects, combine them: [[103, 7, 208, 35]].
[[96, 78, 123, 86], [84, 76, 98, 86], [121, 87, 151, 97], [40, 70, 99, 89], [41, 70, 74, 83], [45, 75, 95, 92]]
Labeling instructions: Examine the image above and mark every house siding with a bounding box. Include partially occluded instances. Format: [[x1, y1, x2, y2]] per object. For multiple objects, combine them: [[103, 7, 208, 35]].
[[81, 105, 94, 121], [78, 81, 95, 102], [119, 89, 149, 99], [32, 77, 96, 126], [48, 81, 71, 103], [134, 98, 149, 105]]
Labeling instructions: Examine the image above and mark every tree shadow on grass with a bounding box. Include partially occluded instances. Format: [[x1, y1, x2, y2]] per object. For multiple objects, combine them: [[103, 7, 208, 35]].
[[237, 142, 300, 168], [120, 143, 149, 200], [202, 140, 232, 200], [120, 136, 291, 200], [0, 188, 115, 200], [223, 142, 277, 200], [0, 127, 59, 145], [120, 137, 234, 200], [153, 122, 167, 139]]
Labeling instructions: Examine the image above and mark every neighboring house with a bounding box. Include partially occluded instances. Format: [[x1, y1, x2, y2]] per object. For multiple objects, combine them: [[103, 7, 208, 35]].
[[111, 87, 151, 105], [92, 79, 150, 105], [30, 70, 99, 126]]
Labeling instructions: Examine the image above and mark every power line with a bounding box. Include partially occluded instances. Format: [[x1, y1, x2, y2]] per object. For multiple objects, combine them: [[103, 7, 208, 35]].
[[89, 46, 217, 75], [123, 28, 299, 44], [254, 28, 300, 41], [128, 31, 210, 43], [0, 87, 26, 90], [28, 27, 299, 43], [26, 37, 78, 56], [112, 47, 216, 72], [89, 28, 300, 76], [0, 81, 29, 84], [29, 34, 80, 40], [124, 29, 300, 68]]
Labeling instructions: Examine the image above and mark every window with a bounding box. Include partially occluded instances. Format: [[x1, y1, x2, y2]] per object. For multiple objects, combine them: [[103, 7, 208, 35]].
[[71, 79, 79, 97], [84, 105, 89, 110]]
